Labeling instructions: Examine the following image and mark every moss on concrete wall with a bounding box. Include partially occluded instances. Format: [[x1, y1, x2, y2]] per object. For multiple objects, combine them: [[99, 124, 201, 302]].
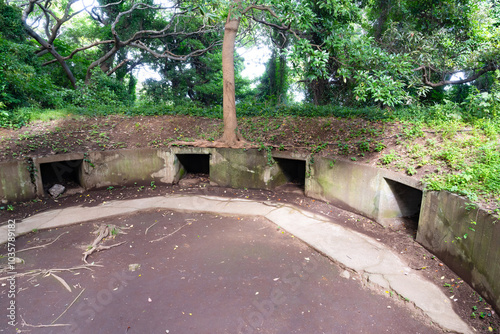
[[417, 191, 500, 313], [0, 160, 36, 202]]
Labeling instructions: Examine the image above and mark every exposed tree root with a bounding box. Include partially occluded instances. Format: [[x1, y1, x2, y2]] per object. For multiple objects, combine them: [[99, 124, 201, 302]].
[[82, 224, 127, 263], [19, 315, 71, 328], [167, 139, 258, 149], [20, 314, 72, 328]]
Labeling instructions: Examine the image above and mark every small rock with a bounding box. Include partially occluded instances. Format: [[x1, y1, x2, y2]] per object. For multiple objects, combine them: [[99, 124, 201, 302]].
[[128, 263, 141, 271], [340, 270, 350, 279], [14, 257, 24, 264], [48, 184, 65, 197]]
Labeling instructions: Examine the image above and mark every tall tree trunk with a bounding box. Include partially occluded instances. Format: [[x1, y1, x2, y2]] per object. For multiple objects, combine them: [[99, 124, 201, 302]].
[[220, 7, 243, 146], [373, 0, 390, 41]]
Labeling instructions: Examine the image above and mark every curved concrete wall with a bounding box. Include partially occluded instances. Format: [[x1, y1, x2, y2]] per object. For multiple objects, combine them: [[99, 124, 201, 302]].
[[305, 157, 423, 226], [417, 191, 500, 313], [0, 148, 498, 313]]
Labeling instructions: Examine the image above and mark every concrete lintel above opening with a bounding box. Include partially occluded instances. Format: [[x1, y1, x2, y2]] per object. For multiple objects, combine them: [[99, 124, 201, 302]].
[[380, 170, 423, 190], [272, 151, 309, 161]]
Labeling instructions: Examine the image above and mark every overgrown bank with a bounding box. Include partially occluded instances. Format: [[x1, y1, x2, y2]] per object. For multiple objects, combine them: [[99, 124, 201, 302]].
[[1, 103, 500, 215]]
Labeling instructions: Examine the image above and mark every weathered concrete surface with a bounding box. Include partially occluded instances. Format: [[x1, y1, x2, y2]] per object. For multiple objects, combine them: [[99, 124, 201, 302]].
[[306, 158, 380, 220], [211, 148, 287, 189], [378, 177, 423, 222], [0, 160, 36, 202], [81, 149, 175, 189], [1, 195, 472, 333], [418, 190, 500, 314], [305, 157, 422, 226]]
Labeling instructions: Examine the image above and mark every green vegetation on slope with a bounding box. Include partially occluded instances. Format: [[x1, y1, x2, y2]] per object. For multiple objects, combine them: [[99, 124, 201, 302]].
[[1, 97, 500, 214]]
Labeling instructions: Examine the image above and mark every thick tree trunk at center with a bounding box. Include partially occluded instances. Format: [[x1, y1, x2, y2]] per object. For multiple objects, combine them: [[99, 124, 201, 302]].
[[220, 10, 244, 146]]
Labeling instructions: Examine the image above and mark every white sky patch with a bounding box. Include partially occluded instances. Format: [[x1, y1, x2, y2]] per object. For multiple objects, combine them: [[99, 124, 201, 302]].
[[238, 46, 272, 81], [135, 65, 162, 83], [135, 46, 272, 83], [445, 72, 466, 91], [72, 0, 96, 12]]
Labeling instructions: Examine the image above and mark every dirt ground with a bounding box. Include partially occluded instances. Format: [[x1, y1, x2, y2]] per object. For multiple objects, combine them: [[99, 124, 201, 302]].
[[1, 208, 442, 334], [1, 178, 499, 333]]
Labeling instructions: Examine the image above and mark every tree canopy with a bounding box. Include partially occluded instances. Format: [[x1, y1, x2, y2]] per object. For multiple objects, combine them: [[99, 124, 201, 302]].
[[1, 0, 498, 115]]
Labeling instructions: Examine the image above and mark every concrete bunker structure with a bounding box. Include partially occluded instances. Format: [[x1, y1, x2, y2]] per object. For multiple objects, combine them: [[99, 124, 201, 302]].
[[39, 159, 83, 193], [176, 153, 210, 176], [0, 147, 499, 314], [274, 157, 306, 190]]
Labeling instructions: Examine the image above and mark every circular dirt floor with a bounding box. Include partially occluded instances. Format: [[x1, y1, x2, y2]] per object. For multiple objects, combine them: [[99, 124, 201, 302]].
[[1, 209, 440, 333]]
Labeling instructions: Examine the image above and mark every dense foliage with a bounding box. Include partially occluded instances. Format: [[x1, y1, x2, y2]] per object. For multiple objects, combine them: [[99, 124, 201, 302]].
[[0, 0, 498, 110]]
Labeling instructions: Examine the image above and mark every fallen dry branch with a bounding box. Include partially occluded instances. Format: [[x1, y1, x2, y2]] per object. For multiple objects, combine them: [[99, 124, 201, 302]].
[[145, 222, 158, 235], [17, 232, 69, 253], [150, 222, 192, 243], [51, 288, 86, 324], [49, 272, 72, 292], [20, 314, 71, 328], [0, 263, 102, 281], [82, 224, 127, 263]]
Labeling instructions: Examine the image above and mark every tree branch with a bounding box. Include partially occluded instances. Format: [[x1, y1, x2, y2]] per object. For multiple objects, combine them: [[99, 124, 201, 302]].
[[43, 40, 114, 65], [414, 62, 498, 87], [250, 15, 290, 31], [107, 58, 130, 76], [129, 40, 221, 61]]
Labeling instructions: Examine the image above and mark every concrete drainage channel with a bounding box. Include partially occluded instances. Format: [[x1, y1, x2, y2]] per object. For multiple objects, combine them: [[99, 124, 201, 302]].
[[1, 147, 499, 318]]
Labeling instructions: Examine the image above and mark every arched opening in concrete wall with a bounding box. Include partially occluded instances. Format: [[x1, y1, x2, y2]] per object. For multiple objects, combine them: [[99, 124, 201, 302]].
[[40, 160, 83, 195], [382, 178, 423, 232], [274, 158, 306, 191], [176, 154, 210, 184]]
